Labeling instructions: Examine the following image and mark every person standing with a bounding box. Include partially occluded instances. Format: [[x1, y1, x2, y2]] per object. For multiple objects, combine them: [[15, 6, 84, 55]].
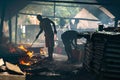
[[36, 15, 57, 61]]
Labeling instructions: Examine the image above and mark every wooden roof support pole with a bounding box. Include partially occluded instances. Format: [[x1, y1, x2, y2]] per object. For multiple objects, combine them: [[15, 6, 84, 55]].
[[15, 14, 18, 44], [0, 1, 6, 43], [114, 17, 118, 27], [8, 19, 12, 43]]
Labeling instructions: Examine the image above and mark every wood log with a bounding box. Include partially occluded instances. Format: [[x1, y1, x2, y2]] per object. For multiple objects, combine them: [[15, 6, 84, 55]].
[[0, 72, 25, 80], [6, 62, 25, 75]]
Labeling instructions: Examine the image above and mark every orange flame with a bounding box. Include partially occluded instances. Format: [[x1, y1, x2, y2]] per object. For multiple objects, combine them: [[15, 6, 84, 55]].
[[18, 45, 33, 58], [20, 60, 31, 66], [19, 57, 31, 66], [18, 45, 34, 66], [40, 48, 47, 56]]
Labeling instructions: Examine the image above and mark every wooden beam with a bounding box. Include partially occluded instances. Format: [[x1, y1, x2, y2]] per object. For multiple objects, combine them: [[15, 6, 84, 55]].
[[0, 1, 6, 43], [6, 62, 24, 75], [29, 0, 101, 5], [29, 0, 116, 6], [8, 19, 12, 43], [19, 12, 99, 21]]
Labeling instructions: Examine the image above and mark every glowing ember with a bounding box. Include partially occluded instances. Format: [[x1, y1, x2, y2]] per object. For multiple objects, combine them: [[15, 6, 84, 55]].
[[40, 48, 47, 56], [9, 47, 16, 53], [19, 57, 31, 66], [20, 60, 31, 66], [26, 51, 34, 58]]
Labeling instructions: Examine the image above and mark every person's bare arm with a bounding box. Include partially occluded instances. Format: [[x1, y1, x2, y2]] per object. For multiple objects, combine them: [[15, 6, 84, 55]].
[[72, 38, 77, 49], [50, 20, 57, 34]]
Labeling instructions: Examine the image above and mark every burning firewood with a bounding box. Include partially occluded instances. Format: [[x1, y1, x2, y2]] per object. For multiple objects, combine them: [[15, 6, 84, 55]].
[[17, 45, 34, 66], [18, 45, 33, 58], [17, 45, 48, 66]]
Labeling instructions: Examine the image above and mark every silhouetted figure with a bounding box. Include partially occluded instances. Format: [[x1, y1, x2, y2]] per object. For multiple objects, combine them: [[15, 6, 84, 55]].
[[36, 15, 57, 61], [98, 24, 104, 31], [70, 19, 79, 31], [59, 18, 66, 28], [69, 20, 74, 30], [61, 30, 91, 63], [61, 30, 79, 63]]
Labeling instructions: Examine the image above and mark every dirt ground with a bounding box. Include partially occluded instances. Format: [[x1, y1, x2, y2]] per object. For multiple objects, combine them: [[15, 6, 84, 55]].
[[25, 53, 96, 80]]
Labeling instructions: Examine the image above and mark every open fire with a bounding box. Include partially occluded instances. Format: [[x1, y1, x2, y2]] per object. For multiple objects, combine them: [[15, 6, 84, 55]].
[[17, 45, 47, 66], [0, 36, 47, 66], [18, 45, 34, 66], [18, 45, 33, 58]]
